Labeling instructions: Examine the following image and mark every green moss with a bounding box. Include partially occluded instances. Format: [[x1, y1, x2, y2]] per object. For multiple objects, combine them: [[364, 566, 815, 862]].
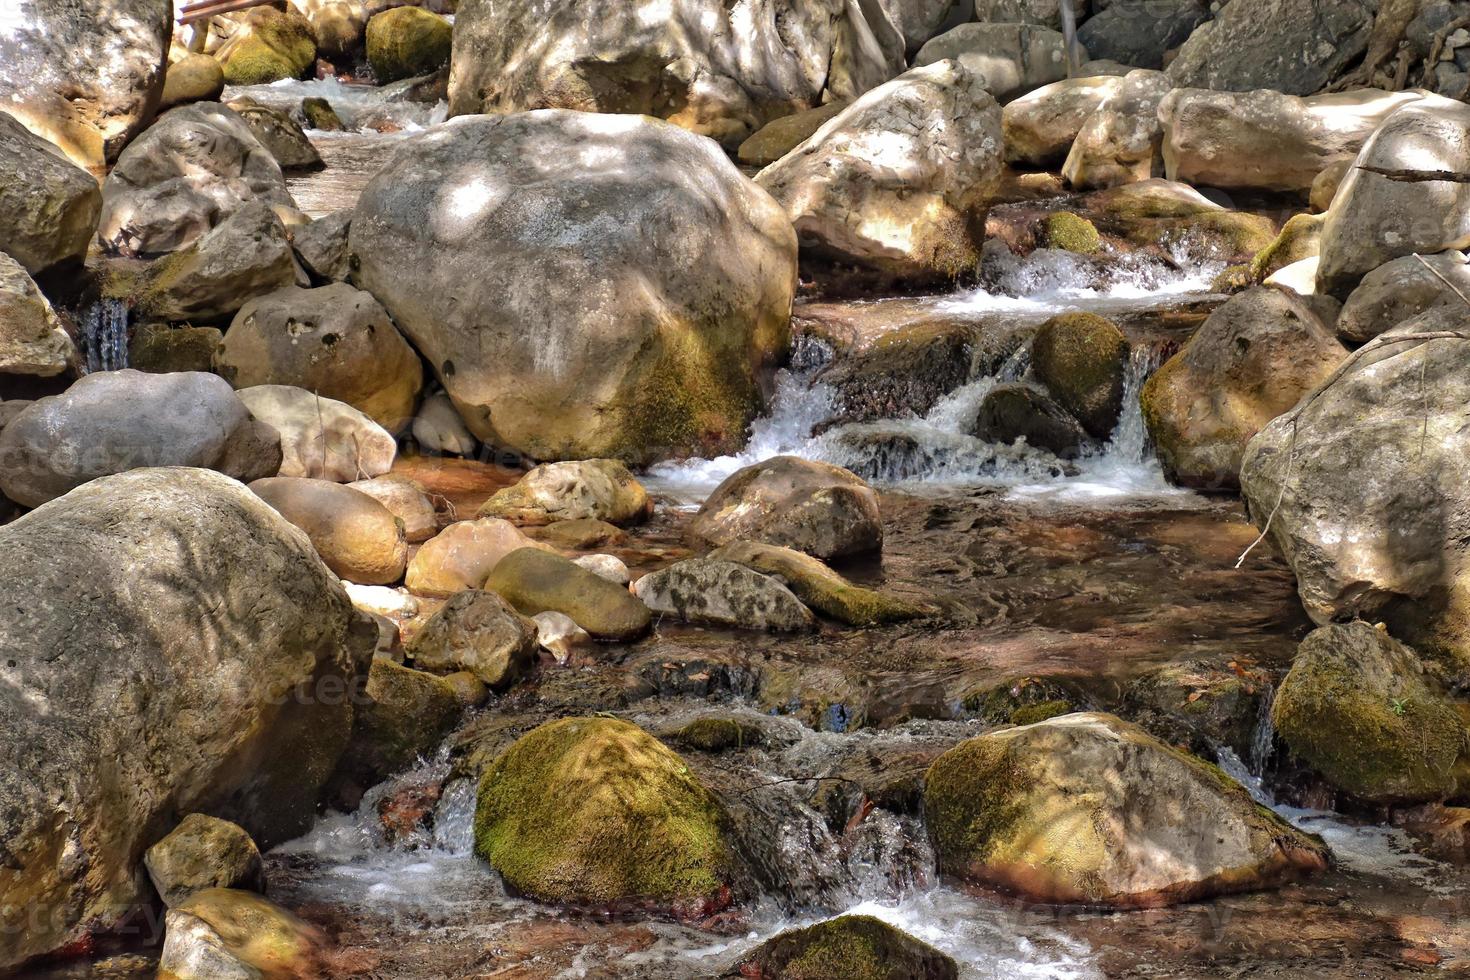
[[1041, 211, 1102, 254], [472, 717, 739, 908], [961, 676, 1075, 725], [923, 736, 1038, 875], [741, 915, 958, 980], [1211, 264, 1253, 293], [1030, 311, 1128, 439], [223, 9, 317, 85], [1248, 213, 1322, 282], [366, 7, 452, 84], [669, 717, 764, 753], [301, 97, 344, 132], [1009, 699, 1072, 726]]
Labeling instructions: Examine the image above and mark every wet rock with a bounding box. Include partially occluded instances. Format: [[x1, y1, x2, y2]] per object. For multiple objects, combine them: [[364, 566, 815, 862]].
[[1062, 69, 1172, 190], [249, 476, 408, 585], [160, 54, 226, 110], [405, 518, 547, 597], [962, 675, 1078, 726], [1165, 0, 1372, 95], [711, 540, 930, 626], [1121, 659, 1272, 762], [756, 60, 1001, 285], [376, 774, 445, 844], [1002, 75, 1124, 168], [1142, 287, 1346, 489], [667, 716, 766, 753], [226, 97, 322, 170], [486, 548, 652, 642], [1317, 101, 1470, 296], [1249, 213, 1323, 282], [291, 209, 353, 283], [532, 610, 593, 663], [914, 23, 1078, 101], [633, 558, 816, 631], [0, 468, 374, 968], [128, 323, 223, 374], [692, 456, 883, 559], [573, 553, 632, 586], [1394, 803, 1470, 863], [1274, 623, 1470, 804], [737, 914, 958, 980], [348, 475, 437, 543], [1078, 0, 1207, 69], [145, 815, 265, 908], [301, 95, 347, 132], [972, 382, 1088, 458], [406, 589, 538, 688], [0, 112, 102, 276], [367, 7, 452, 83], [816, 319, 977, 425], [0, 251, 76, 378], [99, 103, 299, 257], [924, 712, 1330, 907], [158, 888, 324, 980], [1039, 210, 1102, 254], [411, 390, 477, 456], [1030, 311, 1128, 439], [0, 370, 279, 508], [473, 717, 742, 913], [478, 459, 651, 527], [135, 202, 298, 323], [1336, 251, 1470, 344], [442, 670, 489, 708], [237, 384, 397, 483], [352, 111, 795, 465], [220, 7, 318, 85], [541, 517, 627, 550], [215, 283, 424, 432], [336, 660, 462, 787], [737, 103, 847, 167]]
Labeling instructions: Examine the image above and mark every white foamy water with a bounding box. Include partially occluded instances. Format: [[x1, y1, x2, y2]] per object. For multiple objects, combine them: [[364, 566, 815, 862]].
[[222, 76, 448, 133]]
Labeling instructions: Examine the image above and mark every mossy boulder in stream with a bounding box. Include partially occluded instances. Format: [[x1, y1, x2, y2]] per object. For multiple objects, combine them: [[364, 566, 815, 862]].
[[485, 547, 652, 642], [221, 8, 318, 85], [737, 914, 958, 980], [710, 540, 930, 626], [473, 717, 742, 914], [1248, 212, 1323, 282], [1030, 312, 1129, 439], [924, 712, 1329, 907], [334, 660, 463, 789], [366, 7, 452, 83], [1273, 623, 1470, 804], [1041, 211, 1102, 254]]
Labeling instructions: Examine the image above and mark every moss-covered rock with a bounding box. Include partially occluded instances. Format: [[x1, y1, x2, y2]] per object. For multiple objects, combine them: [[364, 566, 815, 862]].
[[667, 716, 766, 753], [710, 540, 930, 626], [1248, 212, 1323, 282], [1121, 659, 1270, 762], [144, 815, 265, 909], [1030, 311, 1129, 439], [158, 888, 323, 980], [221, 7, 318, 85], [485, 547, 652, 642], [961, 676, 1077, 725], [366, 6, 452, 84], [128, 323, 222, 374], [1041, 210, 1102, 254], [737, 914, 958, 980], [473, 717, 741, 913], [301, 96, 345, 132], [1273, 623, 1470, 804], [736, 102, 848, 167], [160, 54, 225, 110], [924, 712, 1329, 907], [1211, 263, 1253, 293], [335, 660, 462, 788]]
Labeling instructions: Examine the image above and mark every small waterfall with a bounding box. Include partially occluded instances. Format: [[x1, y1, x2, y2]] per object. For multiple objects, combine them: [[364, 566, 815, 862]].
[[1058, 0, 1082, 75], [78, 298, 130, 374], [1248, 679, 1278, 776], [1100, 342, 1167, 466]]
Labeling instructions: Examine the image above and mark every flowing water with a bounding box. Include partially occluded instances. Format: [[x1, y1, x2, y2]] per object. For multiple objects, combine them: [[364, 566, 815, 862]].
[[76, 297, 129, 373]]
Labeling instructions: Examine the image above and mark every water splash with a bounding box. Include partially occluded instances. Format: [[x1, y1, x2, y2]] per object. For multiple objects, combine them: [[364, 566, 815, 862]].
[[78, 298, 129, 373], [222, 77, 449, 133]]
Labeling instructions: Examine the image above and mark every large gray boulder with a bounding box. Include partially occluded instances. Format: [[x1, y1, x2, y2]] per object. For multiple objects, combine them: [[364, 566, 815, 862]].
[[0, 251, 78, 378], [1061, 69, 1172, 190], [1002, 75, 1124, 168], [351, 111, 796, 466], [690, 456, 884, 558], [447, 0, 904, 148], [134, 202, 298, 323], [0, 467, 376, 969], [0, 112, 102, 276], [1336, 251, 1470, 344], [1077, 0, 1207, 69], [756, 60, 1003, 284], [0, 370, 281, 508], [914, 22, 1077, 101], [1165, 0, 1373, 95]]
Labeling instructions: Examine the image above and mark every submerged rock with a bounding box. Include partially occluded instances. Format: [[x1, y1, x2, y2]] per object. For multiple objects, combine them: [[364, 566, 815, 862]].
[[924, 713, 1330, 907], [633, 558, 816, 631], [145, 815, 265, 909], [710, 540, 930, 626], [667, 716, 766, 753], [473, 717, 741, 913], [367, 6, 452, 83], [406, 589, 538, 688], [485, 548, 652, 642], [478, 459, 651, 527], [158, 888, 324, 980], [249, 477, 409, 586], [0, 113, 102, 276], [1030, 311, 1128, 439], [0, 251, 77, 378], [692, 456, 883, 559], [738, 914, 958, 980], [236, 384, 397, 484], [541, 517, 627, 550]]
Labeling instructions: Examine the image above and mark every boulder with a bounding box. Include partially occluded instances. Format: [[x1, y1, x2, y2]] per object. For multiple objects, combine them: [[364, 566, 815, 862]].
[[1165, 0, 1373, 96], [1239, 309, 1470, 660], [1077, 0, 1207, 69], [924, 712, 1330, 907], [249, 477, 409, 585], [1160, 88, 1441, 195], [690, 456, 884, 559], [972, 382, 1087, 458], [291, 209, 353, 283], [134, 203, 298, 323], [0, 370, 280, 508], [710, 540, 929, 626], [0, 0, 171, 163], [335, 659, 461, 787], [214, 283, 424, 432], [220, 6, 318, 85], [144, 815, 265, 908], [1318, 102, 1470, 296], [0, 251, 77, 378], [1249, 213, 1323, 282], [914, 23, 1077, 101], [158, 889, 324, 980], [478, 459, 651, 526], [129, 323, 223, 374], [473, 717, 741, 912], [226, 97, 322, 170], [736, 103, 847, 167], [0, 113, 102, 276], [301, 96, 347, 132], [366, 6, 452, 83], [406, 589, 538, 688], [632, 558, 816, 631], [1336, 251, 1470, 344], [236, 384, 397, 483], [1002, 75, 1124, 168], [305, 0, 369, 60], [879, 0, 964, 54], [351, 111, 796, 466], [0, 468, 375, 968], [1062, 69, 1171, 190], [1121, 659, 1273, 763], [485, 548, 653, 642], [99, 103, 300, 257], [1274, 623, 1470, 804], [540, 517, 627, 550], [738, 915, 958, 980], [573, 553, 631, 585], [412, 390, 477, 456], [1310, 158, 1352, 212], [404, 518, 547, 597], [1030, 311, 1128, 439], [816, 319, 979, 426], [347, 475, 438, 542], [160, 54, 226, 110], [448, 0, 903, 148], [1141, 287, 1345, 489]]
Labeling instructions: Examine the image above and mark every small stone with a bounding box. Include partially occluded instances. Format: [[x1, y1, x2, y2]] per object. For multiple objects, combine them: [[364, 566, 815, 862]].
[[572, 553, 631, 586], [406, 589, 537, 689], [145, 814, 265, 908]]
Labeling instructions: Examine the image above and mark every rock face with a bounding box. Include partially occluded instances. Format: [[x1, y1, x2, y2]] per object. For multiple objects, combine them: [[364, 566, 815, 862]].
[[1165, 0, 1373, 96], [215, 283, 424, 432], [0, 371, 280, 508], [1317, 102, 1470, 296], [236, 385, 397, 483], [1239, 310, 1470, 661], [914, 23, 1076, 101], [1062, 69, 1172, 190], [1030, 311, 1129, 439], [136, 202, 298, 323], [144, 814, 266, 908], [1274, 623, 1470, 804], [99, 103, 299, 257], [0, 252, 77, 377], [351, 111, 796, 466], [691, 456, 884, 559], [478, 459, 651, 526], [710, 540, 929, 626], [924, 713, 1330, 907], [473, 717, 741, 911], [0, 113, 102, 276], [0, 468, 375, 968], [405, 518, 547, 597], [1002, 76, 1124, 168], [1078, 0, 1207, 69], [1141, 287, 1346, 489], [448, 0, 903, 147], [486, 548, 652, 642], [1336, 251, 1470, 344], [0, 0, 172, 163], [406, 589, 538, 688], [249, 477, 409, 585], [158, 888, 324, 980], [756, 60, 1002, 284], [1160, 88, 1438, 195], [633, 559, 815, 631], [367, 6, 452, 83]]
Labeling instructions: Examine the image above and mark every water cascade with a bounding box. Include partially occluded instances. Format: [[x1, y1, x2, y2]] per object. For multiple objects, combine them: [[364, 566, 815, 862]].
[[78, 298, 130, 374]]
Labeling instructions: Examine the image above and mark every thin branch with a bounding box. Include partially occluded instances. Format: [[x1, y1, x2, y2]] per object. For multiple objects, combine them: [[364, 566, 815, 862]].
[[1356, 165, 1470, 184]]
